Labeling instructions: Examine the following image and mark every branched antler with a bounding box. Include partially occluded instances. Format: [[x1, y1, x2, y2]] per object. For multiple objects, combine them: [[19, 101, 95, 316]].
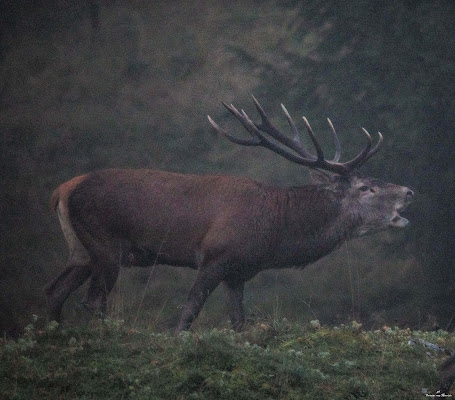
[[208, 95, 383, 175]]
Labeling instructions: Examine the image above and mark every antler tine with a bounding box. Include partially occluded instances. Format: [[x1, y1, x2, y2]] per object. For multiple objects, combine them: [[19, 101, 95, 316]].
[[251, 95, 315, 159], [373, 131, 383, 153], [251, 94, 290, 143], [327, 118, 341, 162], [222, 102, 252, 133], [343, 127, 373, 169], [207, 115, 260, 146], [358, 131, 383, 165], [302, 117, 325, 161], [237, 109, 321, 165], [280, 104, 317, 160], [251, 94, 268, 125], [217, 101, 312, 159], [280, 104, 301, 144]]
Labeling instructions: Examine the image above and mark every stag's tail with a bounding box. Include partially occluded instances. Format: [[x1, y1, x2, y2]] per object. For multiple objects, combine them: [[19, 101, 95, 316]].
[[50, 187, 61, 211], [50, 174, 88, 211]]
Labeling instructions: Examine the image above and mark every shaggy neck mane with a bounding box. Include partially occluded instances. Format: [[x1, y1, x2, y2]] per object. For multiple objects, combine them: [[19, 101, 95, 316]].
[[271, 184, 361, 267]]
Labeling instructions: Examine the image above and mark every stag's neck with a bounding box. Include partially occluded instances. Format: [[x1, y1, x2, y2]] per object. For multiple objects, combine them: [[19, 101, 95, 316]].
[[274, 185, 361, 268]]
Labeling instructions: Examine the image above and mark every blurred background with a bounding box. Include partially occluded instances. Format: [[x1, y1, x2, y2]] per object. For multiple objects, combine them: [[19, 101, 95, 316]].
[[1, 0, 454, 337]]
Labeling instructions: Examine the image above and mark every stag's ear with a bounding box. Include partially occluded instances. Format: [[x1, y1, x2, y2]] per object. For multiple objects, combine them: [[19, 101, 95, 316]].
[[309, 170, 336, 185]]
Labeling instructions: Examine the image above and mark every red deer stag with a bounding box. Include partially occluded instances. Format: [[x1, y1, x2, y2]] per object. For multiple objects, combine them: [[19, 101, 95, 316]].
[[46, 96, 413, 331]]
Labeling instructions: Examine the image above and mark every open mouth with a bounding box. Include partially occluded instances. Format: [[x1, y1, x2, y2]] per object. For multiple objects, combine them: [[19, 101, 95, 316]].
[[389, 189, 414, 228], [390, 205, 410, 228]]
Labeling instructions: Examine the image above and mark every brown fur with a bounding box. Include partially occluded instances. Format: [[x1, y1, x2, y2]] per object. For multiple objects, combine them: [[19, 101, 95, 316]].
[[47, 168, 412, 331]]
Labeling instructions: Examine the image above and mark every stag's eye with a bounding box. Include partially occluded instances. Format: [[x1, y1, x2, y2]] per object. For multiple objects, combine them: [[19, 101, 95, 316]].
[[359, 185, 376, 193]]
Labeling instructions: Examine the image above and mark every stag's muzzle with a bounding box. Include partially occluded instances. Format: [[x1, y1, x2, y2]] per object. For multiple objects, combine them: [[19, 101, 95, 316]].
[[390, 189, 414, 228]]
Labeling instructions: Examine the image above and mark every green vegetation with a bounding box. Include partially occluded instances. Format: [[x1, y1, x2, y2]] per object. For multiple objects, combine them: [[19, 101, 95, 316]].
[[1, 317, 452, 399]]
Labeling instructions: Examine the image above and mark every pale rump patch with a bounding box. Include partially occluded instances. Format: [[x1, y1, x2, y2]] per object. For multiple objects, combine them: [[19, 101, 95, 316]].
[[52, 174, 91, 265], [57, 201, 91, 265]]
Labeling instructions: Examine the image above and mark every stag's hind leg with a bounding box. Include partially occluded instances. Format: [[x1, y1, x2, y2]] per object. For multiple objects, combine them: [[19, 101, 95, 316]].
[[48, 197, 94, 322], [45, 263, 92, 322], [83, 264, 120, 318]]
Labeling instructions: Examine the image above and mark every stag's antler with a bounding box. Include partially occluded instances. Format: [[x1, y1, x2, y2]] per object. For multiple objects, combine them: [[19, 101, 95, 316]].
[[207, 95, 383, 175]]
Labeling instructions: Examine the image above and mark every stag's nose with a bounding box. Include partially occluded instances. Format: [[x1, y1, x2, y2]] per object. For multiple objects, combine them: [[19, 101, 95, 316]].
[[406, 189, 414, 200]]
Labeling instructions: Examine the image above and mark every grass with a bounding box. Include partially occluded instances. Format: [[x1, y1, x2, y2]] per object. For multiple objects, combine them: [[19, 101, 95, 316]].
[[1, 316, 453, 399]]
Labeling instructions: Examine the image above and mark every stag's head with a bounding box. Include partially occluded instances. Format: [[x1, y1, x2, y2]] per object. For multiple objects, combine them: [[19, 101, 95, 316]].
[[208, 95, 414, 237], [313, 173, 413, 237]]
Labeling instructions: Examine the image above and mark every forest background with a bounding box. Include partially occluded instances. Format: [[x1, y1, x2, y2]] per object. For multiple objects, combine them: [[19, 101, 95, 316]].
[[1, 0, 454, 337]]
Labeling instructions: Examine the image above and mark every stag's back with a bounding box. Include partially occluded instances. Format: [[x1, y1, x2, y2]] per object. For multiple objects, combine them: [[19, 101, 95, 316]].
[[65, 169, 276, 267]]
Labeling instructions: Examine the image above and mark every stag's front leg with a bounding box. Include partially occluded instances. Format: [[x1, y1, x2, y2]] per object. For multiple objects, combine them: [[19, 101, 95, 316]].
[[223, 279, 245, 331], [176, 265, 226, 332]]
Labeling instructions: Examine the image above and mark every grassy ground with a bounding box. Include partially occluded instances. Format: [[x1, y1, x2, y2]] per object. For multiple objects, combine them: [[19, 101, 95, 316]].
[[1, 317, 453, 399]]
